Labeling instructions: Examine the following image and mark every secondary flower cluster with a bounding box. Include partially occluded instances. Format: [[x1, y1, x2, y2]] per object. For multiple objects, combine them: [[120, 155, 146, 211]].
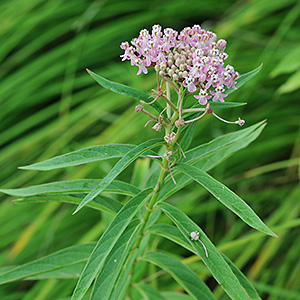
[[120, 24, 240, 105]]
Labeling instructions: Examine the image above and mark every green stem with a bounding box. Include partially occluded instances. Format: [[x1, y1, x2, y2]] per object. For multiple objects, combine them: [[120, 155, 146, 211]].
[[141, 109, 158, 121], [182, 108, 206, 113], [133, 158, 168, 250], [161, 94, 178, 112], [166, 82, 171, 118]]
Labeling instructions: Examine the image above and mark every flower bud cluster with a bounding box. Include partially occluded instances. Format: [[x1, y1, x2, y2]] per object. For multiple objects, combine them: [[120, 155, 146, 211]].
[[121, 24, 240, 105]]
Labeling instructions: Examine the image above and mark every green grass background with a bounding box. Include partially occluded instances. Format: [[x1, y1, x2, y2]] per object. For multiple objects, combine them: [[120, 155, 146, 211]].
[[0, 0, 299, 299]]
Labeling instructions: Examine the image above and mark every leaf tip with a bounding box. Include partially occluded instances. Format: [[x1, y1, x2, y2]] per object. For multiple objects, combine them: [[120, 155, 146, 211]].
[[72, 202, 83, 215], [72, 209, 78, 215], [271, 231, 278, 238], [86, 68, 90, 73]]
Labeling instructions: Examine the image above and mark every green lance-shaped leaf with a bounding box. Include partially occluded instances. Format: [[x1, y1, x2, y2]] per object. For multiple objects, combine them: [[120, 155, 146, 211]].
[[157, 121, 266, 201], [187, 101, 246, 113], [0, 243, 96, 285], [149, 223, 191, 249], [19, 144, 136, 171], [221, 254, 262, 300], [143, 252, 215, 300], [27, 262, 86, 280], [73, 139, 162, 214], [183, 120, 265, 165], [90, 219, 142, 300], [174, 163, 277, 237], [179, 121, 196, 152], [87, 69, 165, 115], [157, 202, 251, 300], [135, 283, 167, 300], [209, 101, 247, 109], [225, 64, 263, 96], [110, 249, 137, 300], [149, 223, 262, 300], [163, 292, 193, 300], [16, 194, 123, 215], [0, 179, 140, 197], [71, 188, 152, 300]]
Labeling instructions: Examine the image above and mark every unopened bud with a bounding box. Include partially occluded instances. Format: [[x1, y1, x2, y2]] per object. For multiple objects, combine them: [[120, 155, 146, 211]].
[[182, 71, 188, 78], [190, 231, 199, 241], [168, 69, 175, 76], [160, 62, 167, 70], [159, 71, 165, 77], [157, 115, 165, 124], [164, 132, 176, 144], [175, 118, 185, 127], [216, 39, 227, 51], [173, 74, 179, 81], [236, 117, 245, 126], [179, 64, 185, 71], [152, 123, 162, 131], [164, 150, 172, 158], [135, 104, 144, 112]]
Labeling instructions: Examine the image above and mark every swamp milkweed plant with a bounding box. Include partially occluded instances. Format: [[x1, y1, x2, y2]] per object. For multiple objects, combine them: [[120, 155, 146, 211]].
[[0, 25, 276, 300]]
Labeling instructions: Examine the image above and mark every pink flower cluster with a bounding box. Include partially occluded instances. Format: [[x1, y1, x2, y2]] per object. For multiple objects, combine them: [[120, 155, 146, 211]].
[[120, 25, 240, 105]]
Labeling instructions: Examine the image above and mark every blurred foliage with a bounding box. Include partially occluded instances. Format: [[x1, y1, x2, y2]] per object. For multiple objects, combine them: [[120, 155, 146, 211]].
[[0, 0, 299, 299]]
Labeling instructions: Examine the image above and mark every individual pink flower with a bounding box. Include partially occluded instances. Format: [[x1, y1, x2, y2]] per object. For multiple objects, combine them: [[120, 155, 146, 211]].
[[194, 89, 211, 105], [206, 73, 219, 89], [136, 59, 148, 75], [210, 85, 228, 102], [216, 39, 227, 51], [183, 77, 197, 92]]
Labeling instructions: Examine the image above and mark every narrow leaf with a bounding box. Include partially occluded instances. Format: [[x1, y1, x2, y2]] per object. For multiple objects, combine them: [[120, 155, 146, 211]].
[[27, 262, 86, 280], [158, 121, 266, 201], [209, 101, 247, 109], [179, 121, 196, 152], [110, 250, 137, 300], [182, 120, 265, 165], [221, 254, 262, 300], [73, 139, 161, 214], [71, 188, 152, 300], [162, 292, 193, 300], [16, 194, 123, 214], [19, 144, 135, 170], [149, 223, 190, 250], [1, 179, 140, 197], [0, 244, 95, 285], [188, 102, 246, 113], [135, 283, 167, 300], [87, 69, 165, 115], [90, 219, 142, 300], [150, 223, 262, 300], [225, 64, 263, 95], [143, 252, 215, 300], [175, 163, 277, 237], [157, 202, 251, 300]]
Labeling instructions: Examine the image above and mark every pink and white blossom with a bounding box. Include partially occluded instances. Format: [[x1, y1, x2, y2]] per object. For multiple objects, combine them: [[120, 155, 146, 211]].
[[194, 89, 211, 105], [120, 24, 239, 104]]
